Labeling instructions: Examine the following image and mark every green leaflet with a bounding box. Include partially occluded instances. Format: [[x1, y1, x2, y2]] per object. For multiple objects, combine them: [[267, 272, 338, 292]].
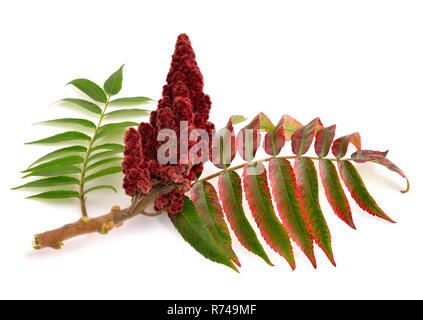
[[90, 143, 124, 153], [94, 122, 138, 141], [25, 131, 91, 145], [103, 65, 124, 96], [35, 118, 96, 129], [169, 197, 239, 272], [83, 185, 117, 196], [319, 159, 355, 229], [58, 98, 102, 115], [109, 96, 153, 107], [83, 166, 122, 183], [104, 109, 150, 119], [12, 176, 79, 190], [22, 156, 84, 173], [191, 181, 240, 267], [67, 79, 107, 103], [218, 170, 272, 265], [294, 156, 336, 266], [27, 190, 79, 199], [268, 157, 316, 268], [86, 157, 123, 171], [88, 149, 123, 162], [23, 165, 81, 178], [27, 146, 87, 169], [338, 160, 394, 223], [243, 163, 295, 270]]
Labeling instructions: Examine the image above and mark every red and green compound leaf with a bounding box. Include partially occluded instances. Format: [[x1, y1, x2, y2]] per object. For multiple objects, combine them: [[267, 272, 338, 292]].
[[314, 125, 336, 158], [351, 150, 409, 193], [169, 197, 239, 272], [191, 181, 240, 266], [291, 118, 323, 156], [211, 115, 246, 169], [337, 160, 395, 223], [319, 159, 355, 229], [218, 170, 273, 265], [332, 132, 361, 158], [268, 158, 316, 268], [243, 162, 295, 270], [294, 156, 336, 266]]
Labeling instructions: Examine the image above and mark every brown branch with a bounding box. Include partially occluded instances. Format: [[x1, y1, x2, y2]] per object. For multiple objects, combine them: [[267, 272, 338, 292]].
[[33, 185, 174, 250]]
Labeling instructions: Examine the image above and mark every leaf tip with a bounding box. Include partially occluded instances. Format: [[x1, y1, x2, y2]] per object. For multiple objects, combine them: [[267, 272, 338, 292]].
[[400, 178, 410, 194]]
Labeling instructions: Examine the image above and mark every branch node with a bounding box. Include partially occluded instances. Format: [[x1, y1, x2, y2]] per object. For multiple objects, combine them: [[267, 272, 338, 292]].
[[100, 221, 114, 235]]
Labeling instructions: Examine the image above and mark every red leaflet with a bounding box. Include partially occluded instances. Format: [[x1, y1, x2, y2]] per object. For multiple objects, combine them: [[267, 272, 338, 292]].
[[319, 159, 355, 229], [243, 163, 295, 270], [351, 150, 409, 193], [294, 156, 336, 266], [264, 118, 285, 156], [218, 170, 273, 265], [281, 115, 302, 141], [332, 132, 361, 159], [236, 113, 274, 161], [338, 160, 395, 223], [315, 125, 336, 158], [291, 118, 323, 156], [191, 181, 240, 266], [268, 158, 316, 268], [211, 116, 246, 169]]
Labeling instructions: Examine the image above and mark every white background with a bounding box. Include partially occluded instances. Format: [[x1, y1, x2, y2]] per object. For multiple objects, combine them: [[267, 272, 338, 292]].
[[0, 0, 422, 299]]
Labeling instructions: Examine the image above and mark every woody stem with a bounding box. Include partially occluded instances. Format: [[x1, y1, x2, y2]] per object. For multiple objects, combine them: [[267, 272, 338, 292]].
[[33, 184, 175, 250]]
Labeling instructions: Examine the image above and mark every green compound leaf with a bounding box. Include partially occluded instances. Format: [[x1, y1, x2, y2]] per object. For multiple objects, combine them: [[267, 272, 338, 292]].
[[294, 156, 336, 266], [191, 181, 240, 267], [23, 165, 82, 178], [58, 98, 102, 115], [109, 96, 153, 107], [104, 109, 150, 119], [67, 78, 107, 103], [319, 159, 355, 229], [12, 176, 79, 190], [268, 157, 316, 268], [25, 131, 91, 145], [94, 122, 138, 141], [83, 185, 117, 196], [35, 118, 96, 129], [27, 146, 87, 169], [218, 170, 272, 265], [169, 196, 239, 272], [338, 160, 395, 223], [243, 162, 295, 270], [103, 65, 124, 96], [86, 157, 123, 171], [83, 166, 122, 183], [22, 156, 84, 173], [27, 190, 79, 199]]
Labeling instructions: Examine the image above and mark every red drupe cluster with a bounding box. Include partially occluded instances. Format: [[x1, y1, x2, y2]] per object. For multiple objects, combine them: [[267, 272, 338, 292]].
[[122, 33, 214, 214]]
